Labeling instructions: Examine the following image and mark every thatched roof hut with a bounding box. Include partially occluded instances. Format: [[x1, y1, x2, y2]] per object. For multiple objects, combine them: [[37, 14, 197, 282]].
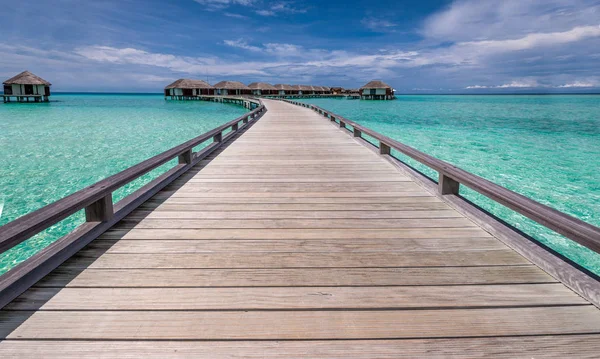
[[273, 84, 294, 95], [360, 80, 394, 100], [360, 80, 392, 90], [164, 79, 214, 97], [313, 86, 326, 94], [3, 71, 51, 102], [248, 82, 277, 95], [213, 81, 251, 96], [3, 71, 51, 86], [165, 79, 212, 90], [300, 85, 313, 94]]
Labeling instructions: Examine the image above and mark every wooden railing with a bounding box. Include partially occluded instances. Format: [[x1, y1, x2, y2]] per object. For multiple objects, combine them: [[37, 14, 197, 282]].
[[0, 97, 266, 308], [283, 99, 600, 255]]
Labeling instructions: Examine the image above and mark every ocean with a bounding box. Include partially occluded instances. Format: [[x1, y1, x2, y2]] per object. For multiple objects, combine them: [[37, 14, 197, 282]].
[[298, 95, 600, 274], [1, 93, 599, 275], [0, 93, 247, 273]]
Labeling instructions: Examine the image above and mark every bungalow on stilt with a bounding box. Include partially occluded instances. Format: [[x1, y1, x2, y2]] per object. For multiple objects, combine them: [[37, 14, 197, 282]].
[[3, 71, 51, 103]]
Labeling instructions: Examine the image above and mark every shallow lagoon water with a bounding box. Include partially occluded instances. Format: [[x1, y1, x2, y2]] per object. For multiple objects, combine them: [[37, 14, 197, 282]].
[[0, 94, 247, 273], [1, 93, 599, 275], [299, 95, 600, 274]]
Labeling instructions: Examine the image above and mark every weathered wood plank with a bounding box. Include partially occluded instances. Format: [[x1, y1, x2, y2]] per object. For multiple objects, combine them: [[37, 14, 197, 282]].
[[147, 196, 444, 204], [139, 202, 453, 211], [2, 306, 600, 339], [127, 210, 464, 220], [7, 284, 585, 310], [87, 237, 505, 253], [114, 218, 479, 229], [63, 249, 529, 269], [101, 227, 493, 240], [2, 336, 600, 358], [34, 266, 556, 288], [154, 191, 433, 198]]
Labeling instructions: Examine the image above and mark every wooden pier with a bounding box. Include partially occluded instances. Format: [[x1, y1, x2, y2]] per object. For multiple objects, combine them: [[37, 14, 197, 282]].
[[1, 98, 600, 357]]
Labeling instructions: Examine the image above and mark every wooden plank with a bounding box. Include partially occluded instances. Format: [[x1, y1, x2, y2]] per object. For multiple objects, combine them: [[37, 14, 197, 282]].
[[101, 227, 493, 240], [185, 177, 412, 182], [64, 249, 529, 269], [154, 191, 434, 198], [34, 266, 557, 288], [147, 196, 444, 204], [7, 284, 585, 311], [87, 237, 505, 253], [2, 306, 600, 339], [139, 202, 453, 211], [127, 210, 464, 220], [2, 336, 600, 358], [115, 218, 479, 229]]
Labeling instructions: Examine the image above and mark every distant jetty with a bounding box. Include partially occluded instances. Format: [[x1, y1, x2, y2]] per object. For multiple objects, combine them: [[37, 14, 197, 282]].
[[2, 71, 51, 103], [164, 79, 396, 100]]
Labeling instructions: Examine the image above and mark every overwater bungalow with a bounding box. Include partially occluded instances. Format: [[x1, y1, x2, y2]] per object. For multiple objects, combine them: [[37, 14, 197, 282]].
[[289, 85, 303, 95], [2, 71, 51, 103], [164, 79, 214, 100], [273, 84, 294, 96], [322, 86, 332, 94], [360, 80, 395, 100], [248, 82, 277, 96], [302, 85, 315, 95], [331, 86, 344, 94], [213, 81, 251, 96]]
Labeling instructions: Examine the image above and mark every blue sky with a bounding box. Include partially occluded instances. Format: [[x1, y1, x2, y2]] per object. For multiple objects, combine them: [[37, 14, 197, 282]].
[[1, 0, 599, 92]]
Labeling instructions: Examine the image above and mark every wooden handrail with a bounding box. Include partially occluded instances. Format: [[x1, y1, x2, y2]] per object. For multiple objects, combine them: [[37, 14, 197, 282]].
[[283, 99, 600, 254], [0, 97, 266, 255]]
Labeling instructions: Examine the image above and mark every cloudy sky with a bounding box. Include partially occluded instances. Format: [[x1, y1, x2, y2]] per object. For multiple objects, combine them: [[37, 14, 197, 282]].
[[1, 0, 599, 92]]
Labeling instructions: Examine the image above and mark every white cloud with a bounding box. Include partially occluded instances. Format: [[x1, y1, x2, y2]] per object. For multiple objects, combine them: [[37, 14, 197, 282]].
[[74, 45, 275, 76], [361, 17, 397, 32], [466, 78, 543, 89], [194, 0, 255, 11], [255, 10, 275, 16], [223, 39, 262, 52], [423, 0, 600, 41], [256, 1, 307, 16], [457, 25, 600, 54], [495, 79, 541, 88], [465, 85, 488, 89], [224, 12, 248, 19], [557, 81, 598, 88]]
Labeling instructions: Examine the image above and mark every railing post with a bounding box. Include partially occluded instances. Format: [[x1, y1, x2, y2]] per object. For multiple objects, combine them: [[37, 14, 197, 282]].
[[439, 173, 460, 195], [213, 132, 222, 143], [232, 123, 239, 132], [380, 142, 391, 155], [243, 117, 249, 124], [85, 194, 114, 222], [353, 128, 362, 137], [339, 120, 346, 129], [178, 149, 193, 164], [330, 116, 336, 122]]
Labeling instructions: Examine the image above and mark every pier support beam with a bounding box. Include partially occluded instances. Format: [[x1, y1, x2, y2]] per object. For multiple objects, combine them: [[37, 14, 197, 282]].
[[85, 194, 114, 222], [439, 173, 460, 195]]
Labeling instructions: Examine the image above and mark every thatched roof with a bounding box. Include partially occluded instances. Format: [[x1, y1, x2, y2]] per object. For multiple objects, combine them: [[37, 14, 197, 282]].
[[298, 85, 313, 91], [273, 84, 294, 90], [165, 79, 212, 89], [213, 81, 250, 90], [361, 80, 392, 89], [3, 71, 51, 86], [313, 86, 325, 91], [248, 82, 277, 90]]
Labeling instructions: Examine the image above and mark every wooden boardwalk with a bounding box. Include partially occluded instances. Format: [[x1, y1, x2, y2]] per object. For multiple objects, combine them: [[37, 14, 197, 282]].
[[1, 99, 600, 357]]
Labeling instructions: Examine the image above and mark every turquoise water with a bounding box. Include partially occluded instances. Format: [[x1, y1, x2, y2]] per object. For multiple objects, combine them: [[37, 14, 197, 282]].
[[299, 96, 600, 274], [0, 94, 247, 273]]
